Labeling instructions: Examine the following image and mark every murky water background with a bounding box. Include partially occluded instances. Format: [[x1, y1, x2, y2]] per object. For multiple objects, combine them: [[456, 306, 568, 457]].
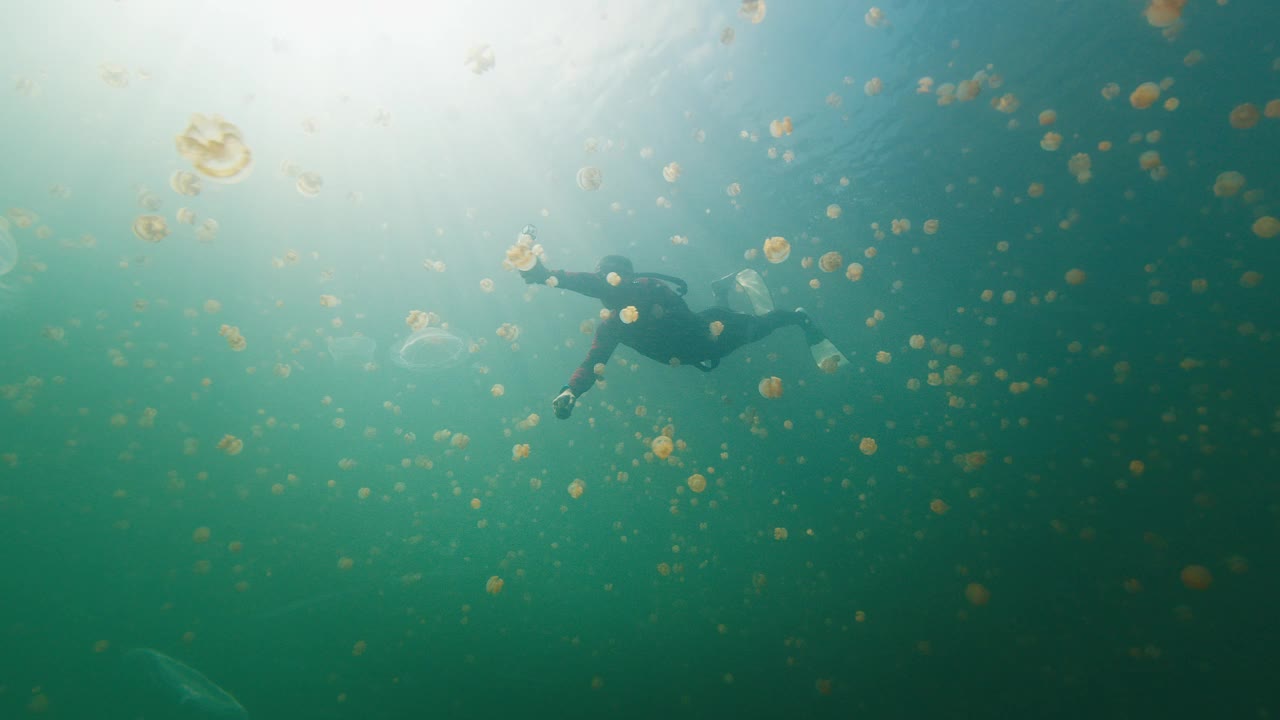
[[1, 0, 1278, 718]]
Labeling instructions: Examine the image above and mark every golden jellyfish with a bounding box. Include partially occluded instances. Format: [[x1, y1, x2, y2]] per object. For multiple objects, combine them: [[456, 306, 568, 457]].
[[216, 434, 243, 455], [909, 334, 925, 349], [1180, 564, 1213, 590], [768, 117, 794, 138], [1040, 132, 1062, 151], [479, 278, 495, 293], [652, 435, 674, 460], [1065, 268, 1087, 286], [512, 443, 530, 461], [826, 204, 842, 220], [891, 218, 911, 235], [687, 473, 707, 493], [504, 233, 542, 272], [1068, 153, 1092, 183], [964, 582, 991, 606], [195, 218, 219, 243], [576, 166, 603, 191], [864, 77, 883, 96], [176, 207, 197, 225], [929, 499, 950, 515], [1101, 82, 1121, 100], [1213, 171, 1245, 197], [955, 79, 981, 102], [352, 640, 367, 657], [319, 294, 341, 308], [923, 219, 940, 235], [662, 162, 682, 183], [1163, 98, 1180, 111], [490, 384, 505, 397], [1144, 0, 1186, 27], [865, 6, 886, 27], [132, 214, 169, 242], [773, 527, 788, 541], [606, 271, 623, 287], [192, 526, 211, 543], [486, 575, 504, 595], [763, 235, 791, 263], [1129, 83, 1160, 109], [1251, 216, 1280, 239], [858, 437, 877, 455], [1138, 150, 1162, 171], [1229, 103, 1261, 130], [709, 320, 725, 338], [818, 252, 843, 272], [169, 170, 202, 196], [567, 478, 585, 499], [739, 0, 766, 24], [464, 44, 496, 74], [758, 376, 783, 399], [992, 93, 1019, 113], [1266, 100, 1280, 119], [296, 171, 324, 197], [726, 182, 742, 196], [618, 305, 639, 324], [1184, 49, 1204, 67], [1027, 182, 1045, 198], [175, 113, 254, 183], [1240, 271, 1263, 288], [845, 262, 864, 282], [1038, 109, 1057, 126]]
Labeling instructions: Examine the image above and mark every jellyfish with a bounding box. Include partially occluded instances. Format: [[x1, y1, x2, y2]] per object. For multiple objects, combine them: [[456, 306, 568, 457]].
[[120, 648, 248, 719], [390, 327, 467, 372], [328, 335, 377, 367], [0, 221, 20, 314]]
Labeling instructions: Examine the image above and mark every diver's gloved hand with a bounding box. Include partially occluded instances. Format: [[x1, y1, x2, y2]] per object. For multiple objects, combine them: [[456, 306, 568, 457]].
[[552, 386, 576, 419], [520, 258, 552, 285]]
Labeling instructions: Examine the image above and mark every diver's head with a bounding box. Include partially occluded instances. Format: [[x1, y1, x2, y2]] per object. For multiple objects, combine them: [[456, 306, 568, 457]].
[[595, 255, 634, 280]]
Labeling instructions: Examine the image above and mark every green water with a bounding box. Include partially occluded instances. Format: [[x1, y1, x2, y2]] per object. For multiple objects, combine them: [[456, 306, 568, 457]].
[[2, 0, 1278, 718]]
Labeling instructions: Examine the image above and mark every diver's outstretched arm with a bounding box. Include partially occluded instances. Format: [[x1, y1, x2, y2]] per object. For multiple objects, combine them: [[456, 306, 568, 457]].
[[520, 258, 612, 300], [554, 323, 620, 419]]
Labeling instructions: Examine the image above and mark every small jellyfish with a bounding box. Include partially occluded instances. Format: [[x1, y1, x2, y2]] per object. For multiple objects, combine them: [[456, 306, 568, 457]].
[[175, 113, 254, 183], [1213, 171, 1245, 197], [1252, 216, 1280, 239], [720, 27, 735, 45], [763, 236, 790, 264], [845, 262, 864, 282], [687, 473, 707, 493], [1129, 83, 1161, 109], [758, 376, 783, 399], [1065, 268, 1087, 286], [100, 62, 130, 87], [864, 78, 883, 96], [464, 44, 496, 75], [1229, 103, 1261, 130], [619, 306, 639, 324], [826, 204, 842, 220], [132, 215, 170, 243], [486, 576, 505, 595], [662, 162, 682, 183], [195, 218, 219, 243], [296, 171, 324, 197], [818, 251, 843, 272], [651, 435, 674, 459], [169, 170, 202, 197], [865, 7, 886, 27], [738, 0, 766, 24], [577, 166, 603, 191]]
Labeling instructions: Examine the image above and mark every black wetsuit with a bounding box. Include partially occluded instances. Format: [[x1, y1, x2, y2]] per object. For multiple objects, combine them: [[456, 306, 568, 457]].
[[523, 264, 809, 397]]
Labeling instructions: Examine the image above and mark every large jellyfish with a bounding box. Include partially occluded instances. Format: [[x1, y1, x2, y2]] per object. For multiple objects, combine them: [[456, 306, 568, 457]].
[[120, 648, 249, 719], [390, 327, 467, 372]]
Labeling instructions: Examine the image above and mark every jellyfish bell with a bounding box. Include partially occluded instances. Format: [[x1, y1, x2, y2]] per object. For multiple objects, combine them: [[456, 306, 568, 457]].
[[328, 335, 377, 368], [119, 648, 248, 720], [390, 327, 468, 373]]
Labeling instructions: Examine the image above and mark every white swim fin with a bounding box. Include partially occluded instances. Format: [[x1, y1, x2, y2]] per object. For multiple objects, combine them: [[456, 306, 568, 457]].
[[810, 338, 849, 373], [735, 269, 774, 316]]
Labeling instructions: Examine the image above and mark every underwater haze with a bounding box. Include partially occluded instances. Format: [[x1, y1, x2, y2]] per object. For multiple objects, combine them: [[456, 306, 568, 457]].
[[2, 0, 1279, 718]]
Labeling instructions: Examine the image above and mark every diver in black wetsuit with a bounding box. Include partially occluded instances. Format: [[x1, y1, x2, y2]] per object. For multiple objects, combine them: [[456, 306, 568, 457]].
[[520, 254, 848, 419]]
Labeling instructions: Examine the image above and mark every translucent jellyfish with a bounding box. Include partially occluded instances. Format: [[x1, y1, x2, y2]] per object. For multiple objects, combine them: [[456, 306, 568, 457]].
[[763, 236, 790, 263], [176, 207, 197, 225], [195, 218, 219, 243], [865, 7, 886, 27], [1129, 83, 1160, 109], [1266, 100, 1280, 119], [845, 262, 864, 281], [864, 78, 883, 96], [826, 204, 842, 220], [923, 219, 940, 234], [100, 62, 130, 88], [1213, 171, 1245, 197], [738, 0, 766, 24], [175, 114, 254, 183], [619, 306, 639, 324], [324, 335, 375, 368], [687, 473, 707, 493], [1180, 564, 1213, 590], [390, 327, 466, 372], [726, 182, 742, 197], [169, 170, 202, 196], [486, 576, 505, 595], [758, 376, 783, 399], [720, 27, 735, 45], [768, 117, 793, 138], [818, 251, 843, 272], [296, 171, 324, 197], [1229, 103, 1261, 130], [1065, 268, 1087, 286], [464, 44, 496, 75], [120, 648, 248, 720], [1252, 216, 1280, 239], [133, 215, 170, 242], [1040, 132, 1062, 151], [662, 162, 682, 183], [0, 221, 17, 277], [651, 435, 674, 459], [577, 166, 603, 191], [1039, 109, 1057, 126], [1145, 0, 1186, 28]]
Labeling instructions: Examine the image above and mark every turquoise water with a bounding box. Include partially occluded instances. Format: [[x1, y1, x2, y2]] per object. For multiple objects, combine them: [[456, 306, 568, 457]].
[[2, 0, 1278, 717]]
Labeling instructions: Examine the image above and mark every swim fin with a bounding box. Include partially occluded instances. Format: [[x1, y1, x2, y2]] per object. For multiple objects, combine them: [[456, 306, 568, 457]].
[[810, 338, 850, 373], [734, 269, 774, 316]]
